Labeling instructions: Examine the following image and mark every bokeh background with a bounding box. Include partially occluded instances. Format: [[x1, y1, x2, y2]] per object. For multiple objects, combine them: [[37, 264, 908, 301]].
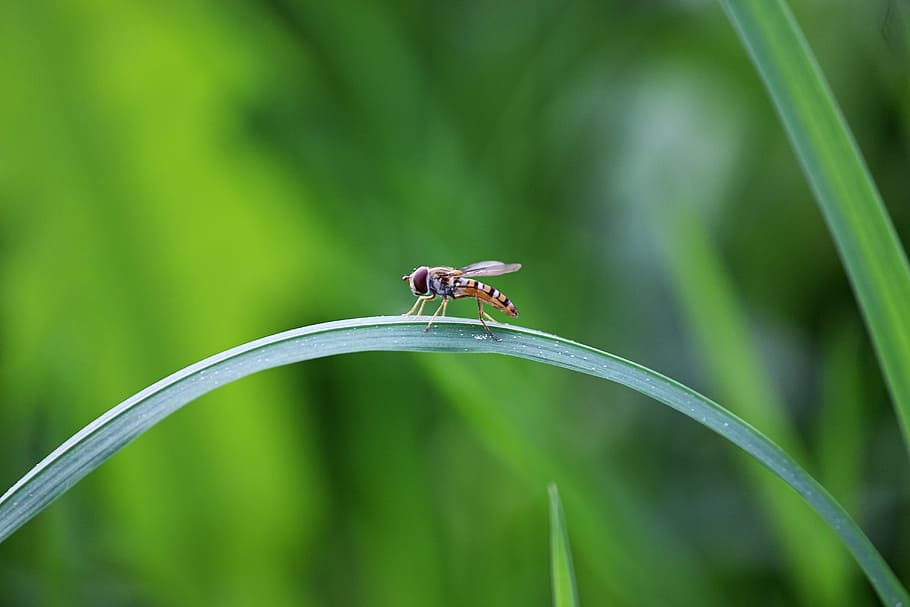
[[1, 1, 908, 605]]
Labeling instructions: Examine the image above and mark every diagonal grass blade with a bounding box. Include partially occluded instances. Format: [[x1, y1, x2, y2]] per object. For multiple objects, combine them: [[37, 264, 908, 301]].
[[720, 0, 910, 458]]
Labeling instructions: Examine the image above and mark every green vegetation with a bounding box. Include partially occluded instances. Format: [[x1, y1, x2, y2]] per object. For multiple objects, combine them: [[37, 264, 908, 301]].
[[549, 484, 580, 607], [1, 318, 907, 604], [722, 0, 910, 477], [1, 0, 907, 605]]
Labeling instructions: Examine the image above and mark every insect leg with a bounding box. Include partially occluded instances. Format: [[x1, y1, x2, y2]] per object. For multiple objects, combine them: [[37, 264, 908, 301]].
[[416, 295, 435, 316], [482, 309, 497, 323], [477, 300, 500, 341], [424, 297, 448, 332], [403, 294, 434, 317]]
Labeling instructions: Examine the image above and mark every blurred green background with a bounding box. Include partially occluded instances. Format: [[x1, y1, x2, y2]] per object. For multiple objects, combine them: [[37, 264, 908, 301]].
[[1, 0, 908, 605]]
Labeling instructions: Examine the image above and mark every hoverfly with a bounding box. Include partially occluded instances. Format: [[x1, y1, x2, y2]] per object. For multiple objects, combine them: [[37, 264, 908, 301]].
[[402, 260, 521, 340]]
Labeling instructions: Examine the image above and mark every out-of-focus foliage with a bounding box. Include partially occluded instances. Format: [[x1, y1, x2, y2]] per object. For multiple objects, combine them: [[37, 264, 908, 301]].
[[724, 0, 910, 487], [0, 1, 907, 606]]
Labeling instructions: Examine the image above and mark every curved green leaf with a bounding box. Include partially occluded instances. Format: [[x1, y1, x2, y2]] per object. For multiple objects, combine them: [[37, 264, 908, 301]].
[[0, 317, 905, 605]]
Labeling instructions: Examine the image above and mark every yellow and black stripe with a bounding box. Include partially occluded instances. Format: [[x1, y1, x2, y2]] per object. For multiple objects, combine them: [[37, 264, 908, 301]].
[[453, 278, 519, 317]]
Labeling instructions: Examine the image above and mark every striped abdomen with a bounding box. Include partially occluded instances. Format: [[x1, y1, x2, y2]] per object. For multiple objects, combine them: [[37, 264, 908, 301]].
[[452, 278, 519, 317]]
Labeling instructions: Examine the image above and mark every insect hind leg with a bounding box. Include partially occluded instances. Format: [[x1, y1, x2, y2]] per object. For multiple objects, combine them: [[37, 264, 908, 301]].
[[477, 300, 500, 341]]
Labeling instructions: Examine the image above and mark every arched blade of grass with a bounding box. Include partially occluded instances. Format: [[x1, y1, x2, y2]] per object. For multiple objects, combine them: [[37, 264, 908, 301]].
[[720, 0, 910, 457], [549, 483, 581, 607], [0, 316, 905, 605]]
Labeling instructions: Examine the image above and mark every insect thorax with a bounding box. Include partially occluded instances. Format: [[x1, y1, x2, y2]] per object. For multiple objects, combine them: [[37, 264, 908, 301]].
[[428, 273, 458, 297]]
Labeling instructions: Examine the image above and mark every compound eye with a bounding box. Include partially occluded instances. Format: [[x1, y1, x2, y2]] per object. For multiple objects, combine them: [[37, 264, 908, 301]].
[[411, 267, 429, 294]]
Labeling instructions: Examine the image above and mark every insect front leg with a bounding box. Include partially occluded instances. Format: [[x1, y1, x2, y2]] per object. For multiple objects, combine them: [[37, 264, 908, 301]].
[[403, 294, 435, 317], [416, 295, 435, 316], [424, 297, 449, 332]]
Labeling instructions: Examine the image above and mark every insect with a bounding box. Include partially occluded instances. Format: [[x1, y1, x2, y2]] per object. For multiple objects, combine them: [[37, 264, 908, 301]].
[[402, 260, 521, 340]]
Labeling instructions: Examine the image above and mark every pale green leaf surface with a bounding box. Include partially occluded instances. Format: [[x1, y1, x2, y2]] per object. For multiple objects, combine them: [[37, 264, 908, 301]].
[[0, 317, 905, 605]]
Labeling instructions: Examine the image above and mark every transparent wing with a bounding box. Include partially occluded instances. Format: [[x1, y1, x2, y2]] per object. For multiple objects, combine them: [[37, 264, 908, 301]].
[[458, 260, 522, 277]]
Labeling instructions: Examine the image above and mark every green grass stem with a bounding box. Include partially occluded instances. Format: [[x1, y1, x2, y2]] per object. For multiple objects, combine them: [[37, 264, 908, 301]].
[[549, 483, 581, 607]]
